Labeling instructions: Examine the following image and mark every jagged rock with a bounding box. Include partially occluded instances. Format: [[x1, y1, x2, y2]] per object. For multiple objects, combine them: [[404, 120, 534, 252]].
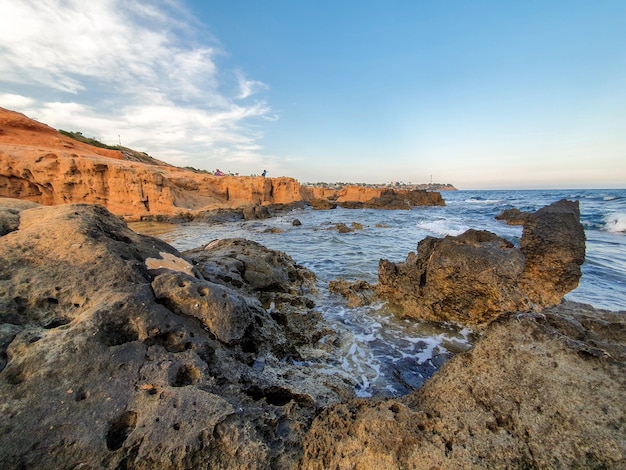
[[377, 200, 585, 327], [329, 279, 376, 308], [300, 302, 626, 469], [185, 238, 315, 296], [517, 199, 586, 306], [495, 207, 530, 225], [378, 229, 528, 326], [0, 200, 352, 469]]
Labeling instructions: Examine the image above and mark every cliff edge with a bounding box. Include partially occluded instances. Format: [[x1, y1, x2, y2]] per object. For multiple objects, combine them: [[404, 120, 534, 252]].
[[0, 108, 445, 220], [0, 108, 304, 220]]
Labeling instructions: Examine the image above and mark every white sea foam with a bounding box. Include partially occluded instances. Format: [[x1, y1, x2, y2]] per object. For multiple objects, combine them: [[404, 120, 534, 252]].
[[464, 197, 501, 204], [417, 219, 469, 237], [603, 212, 626, 233]]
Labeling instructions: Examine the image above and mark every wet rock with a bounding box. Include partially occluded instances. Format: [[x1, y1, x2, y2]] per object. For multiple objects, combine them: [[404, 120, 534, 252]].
[[495, 207, 530, 225], [377, 200, 585, 327], [310, 198, 337, 210], [329, 279, 376, 308], [334, 222, 353, 233], [292, 219, 302, 226], [0, 200, 352, 469], [300, 301, 626, 469], [242, 204, 272, 220]]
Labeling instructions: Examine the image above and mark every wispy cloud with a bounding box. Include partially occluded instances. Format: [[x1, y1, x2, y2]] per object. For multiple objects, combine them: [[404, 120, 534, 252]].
[[0, 0, 273, 170], [236, 71, 269, 100]]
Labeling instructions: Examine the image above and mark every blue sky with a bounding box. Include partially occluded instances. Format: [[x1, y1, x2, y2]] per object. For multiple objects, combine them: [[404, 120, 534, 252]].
[[0, 0, 624, 189]]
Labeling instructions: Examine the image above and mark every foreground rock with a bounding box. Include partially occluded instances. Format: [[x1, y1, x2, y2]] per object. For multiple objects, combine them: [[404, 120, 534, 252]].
[[301, 302, 626, 468], [377, 199, 586, 327], [0, 199, 352, 469]]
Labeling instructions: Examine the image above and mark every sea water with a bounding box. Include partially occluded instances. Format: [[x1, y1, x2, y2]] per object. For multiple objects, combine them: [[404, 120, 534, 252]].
[[132, 189, 626, 397]]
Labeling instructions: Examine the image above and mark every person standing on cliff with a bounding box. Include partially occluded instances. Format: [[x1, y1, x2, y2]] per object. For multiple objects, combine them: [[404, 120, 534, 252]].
[[262, 170, 267, 177]]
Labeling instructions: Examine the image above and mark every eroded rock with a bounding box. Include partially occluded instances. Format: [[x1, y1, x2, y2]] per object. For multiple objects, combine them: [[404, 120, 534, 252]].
[[377, 200, 585, 327], [300, 302, 626, 469], [0, 200, 351, 469], [329, 279, 376, 308]]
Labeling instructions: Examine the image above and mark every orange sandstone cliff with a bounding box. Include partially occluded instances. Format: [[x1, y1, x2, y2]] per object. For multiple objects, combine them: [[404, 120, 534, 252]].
[[0, 108, 305, 220], [0, 107, 444, 219]]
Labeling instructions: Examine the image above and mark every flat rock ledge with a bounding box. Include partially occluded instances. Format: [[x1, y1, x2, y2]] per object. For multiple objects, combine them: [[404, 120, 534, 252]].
[[1, 198, 624, 469]]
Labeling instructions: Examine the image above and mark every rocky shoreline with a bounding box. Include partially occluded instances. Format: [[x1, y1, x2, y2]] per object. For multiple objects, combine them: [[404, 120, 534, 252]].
[[1, 196, 625, 468]]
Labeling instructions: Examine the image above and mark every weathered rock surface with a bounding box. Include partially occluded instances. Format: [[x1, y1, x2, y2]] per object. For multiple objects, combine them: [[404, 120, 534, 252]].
[[0, 108, 306, 221], [328, 279, 376, 308], [1, 197, 623, 469], [377, 200, 586, 327], [495, 207, 531, 225], [0, 199, 352, 469], [300, 302, 626, 469], [0, 197, 39, 235]]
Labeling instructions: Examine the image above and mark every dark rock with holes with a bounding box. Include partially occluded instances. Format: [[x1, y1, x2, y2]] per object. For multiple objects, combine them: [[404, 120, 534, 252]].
[[377, 200, 586, 328], [185, 238, 315, 297], [152, 272, 260, 344], [0, 199, 352, 469]]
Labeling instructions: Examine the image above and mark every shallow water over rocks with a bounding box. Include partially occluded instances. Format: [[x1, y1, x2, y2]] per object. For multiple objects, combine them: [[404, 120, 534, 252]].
[[132, 188, 626, 397]]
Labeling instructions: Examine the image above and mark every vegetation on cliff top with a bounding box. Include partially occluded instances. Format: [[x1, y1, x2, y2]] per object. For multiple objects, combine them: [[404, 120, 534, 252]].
[[58, 129, 171, 167]]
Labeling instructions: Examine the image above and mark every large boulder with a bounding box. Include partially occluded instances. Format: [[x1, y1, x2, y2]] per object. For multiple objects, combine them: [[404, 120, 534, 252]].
[[517, 199, 586, 306], [0, 199, 351, 469], [300, 302, 626, 469], [377, 200, 585, 327]]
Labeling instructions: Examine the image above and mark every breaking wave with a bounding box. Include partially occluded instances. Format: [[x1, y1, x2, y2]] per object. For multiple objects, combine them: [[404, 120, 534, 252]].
[[603, 212, 626, 233]]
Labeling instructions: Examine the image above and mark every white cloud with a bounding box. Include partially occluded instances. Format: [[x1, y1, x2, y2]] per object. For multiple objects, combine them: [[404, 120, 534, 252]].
[[0, 93, 35, 109], [0, 0, 274, 172], [236, 71, 269, 100]]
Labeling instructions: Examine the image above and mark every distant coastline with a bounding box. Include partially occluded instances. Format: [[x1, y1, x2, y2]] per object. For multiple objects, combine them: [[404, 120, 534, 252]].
[[303, 182, 458, 191]]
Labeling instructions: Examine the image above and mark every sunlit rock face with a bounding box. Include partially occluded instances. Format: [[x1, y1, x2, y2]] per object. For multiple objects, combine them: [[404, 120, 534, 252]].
[[0, 107, 305, 220], [377, 199, 585, 328], [0, 200, 351, 469], [300, 302, 626, 469]]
